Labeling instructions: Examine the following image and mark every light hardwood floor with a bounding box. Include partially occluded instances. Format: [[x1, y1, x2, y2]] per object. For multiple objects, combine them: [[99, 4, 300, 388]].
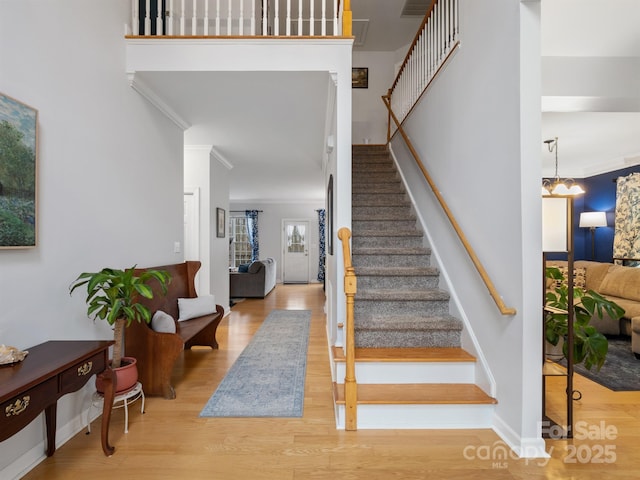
[[23, 284, 640, 479]]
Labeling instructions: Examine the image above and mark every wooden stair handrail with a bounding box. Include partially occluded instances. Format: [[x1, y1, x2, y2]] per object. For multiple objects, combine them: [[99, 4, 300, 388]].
[[381, 95, 517, 317], [338, 227, 357, 430]]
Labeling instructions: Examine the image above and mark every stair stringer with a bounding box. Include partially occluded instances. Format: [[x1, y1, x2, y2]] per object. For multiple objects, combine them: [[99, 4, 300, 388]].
[[386, 143, 496, 400]]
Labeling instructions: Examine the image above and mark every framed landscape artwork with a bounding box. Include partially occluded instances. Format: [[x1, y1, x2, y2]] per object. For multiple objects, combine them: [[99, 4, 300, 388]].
[[216, 208, 225, 238], [0, 93, 38, 248], [352, 67, 368, 89]]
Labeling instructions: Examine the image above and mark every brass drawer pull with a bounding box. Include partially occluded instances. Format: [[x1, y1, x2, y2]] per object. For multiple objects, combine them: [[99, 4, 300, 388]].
[[77, 361, 93, 376], [5, 396, 30, 417]]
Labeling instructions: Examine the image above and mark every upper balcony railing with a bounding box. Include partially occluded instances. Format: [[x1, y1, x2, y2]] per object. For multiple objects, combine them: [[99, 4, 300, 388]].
[[128, 0, 350, 38], [387, 0, 459, 133]]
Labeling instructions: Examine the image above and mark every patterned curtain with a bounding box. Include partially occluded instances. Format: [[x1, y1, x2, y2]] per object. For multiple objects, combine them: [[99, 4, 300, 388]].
[[245, 210, 259, 262], [613, 172, 640, 262], [317, 209, 326, 282]]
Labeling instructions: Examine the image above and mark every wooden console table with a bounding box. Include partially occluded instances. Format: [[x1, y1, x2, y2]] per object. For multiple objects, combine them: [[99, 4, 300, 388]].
[[0, 340, 116, 456]]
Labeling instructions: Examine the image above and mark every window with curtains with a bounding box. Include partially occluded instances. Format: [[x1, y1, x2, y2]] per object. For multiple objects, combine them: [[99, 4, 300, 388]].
[[229, 216, 252, 268]]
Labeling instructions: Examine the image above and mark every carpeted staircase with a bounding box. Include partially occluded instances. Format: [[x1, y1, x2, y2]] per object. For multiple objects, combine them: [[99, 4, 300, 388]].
[[351, 144, 463, 348], [332, 144, 496, 430]]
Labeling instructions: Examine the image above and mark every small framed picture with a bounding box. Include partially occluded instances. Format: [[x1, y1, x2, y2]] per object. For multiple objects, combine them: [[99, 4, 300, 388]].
[[216, 208, 225, 238], [352, 67, 368, 89]]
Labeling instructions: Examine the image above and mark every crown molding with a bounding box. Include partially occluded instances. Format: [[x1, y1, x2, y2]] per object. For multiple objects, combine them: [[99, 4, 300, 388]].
[[210, 146, 234, 170], [127, 73, 191, 130]]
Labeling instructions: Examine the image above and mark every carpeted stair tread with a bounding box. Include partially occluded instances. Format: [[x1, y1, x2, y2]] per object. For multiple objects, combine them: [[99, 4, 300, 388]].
[[353, 212, 416, 220], [334, 383, 497, 405], [356, 288, 450, 301], [353, 247, 431, 255], [353, 187, 405, 195], [355, 313, 462, 331], [332, 346, 476, 363], [353, 229, 423, 238], [355, 266, 439, 276], [353, 199, 411, 207]]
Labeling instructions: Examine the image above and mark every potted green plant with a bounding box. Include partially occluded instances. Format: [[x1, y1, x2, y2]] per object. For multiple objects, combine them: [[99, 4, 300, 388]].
[[70, 266, 171, 392], [545, 266, 625, 371]]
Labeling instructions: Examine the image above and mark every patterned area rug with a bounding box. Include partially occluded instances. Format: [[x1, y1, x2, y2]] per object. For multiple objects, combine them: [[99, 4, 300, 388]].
[[200, 309, 311, 417], [572, 336, 640, 391]]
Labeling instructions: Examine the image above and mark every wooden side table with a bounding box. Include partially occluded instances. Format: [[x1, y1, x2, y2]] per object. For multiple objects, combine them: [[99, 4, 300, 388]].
[[0, 340, 116, 456]]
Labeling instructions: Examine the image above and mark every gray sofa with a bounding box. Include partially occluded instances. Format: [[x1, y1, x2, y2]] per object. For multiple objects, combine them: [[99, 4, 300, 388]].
[[229, 257, 277, 298], [548, 260, 640, 357]]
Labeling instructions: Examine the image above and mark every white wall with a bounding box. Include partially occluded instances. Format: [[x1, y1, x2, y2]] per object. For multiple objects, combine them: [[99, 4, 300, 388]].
[[210, 151, 231, 308], [390, 0, 544, 456], [0, 1, 184, 476], [185, 146, 214, 294], [352, 51, 396, 145], [229, 202, 325, 284]]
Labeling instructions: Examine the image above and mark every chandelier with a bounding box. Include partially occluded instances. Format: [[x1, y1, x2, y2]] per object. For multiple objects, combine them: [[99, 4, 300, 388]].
[[541, 137, 585, 196]]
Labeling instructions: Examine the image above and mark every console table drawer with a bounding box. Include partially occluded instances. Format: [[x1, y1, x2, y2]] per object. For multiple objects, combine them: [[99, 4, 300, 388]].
[[0, 377, 57, 442], [60, 352, 106, 395]]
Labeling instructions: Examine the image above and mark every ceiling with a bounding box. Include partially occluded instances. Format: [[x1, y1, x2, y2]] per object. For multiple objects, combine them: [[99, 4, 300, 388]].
[[140, 1, 640, 201], [541, 0, 640, 178]]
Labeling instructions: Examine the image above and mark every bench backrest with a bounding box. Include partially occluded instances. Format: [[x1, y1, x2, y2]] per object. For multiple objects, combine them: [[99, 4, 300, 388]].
[[134, 261, 201, 320]]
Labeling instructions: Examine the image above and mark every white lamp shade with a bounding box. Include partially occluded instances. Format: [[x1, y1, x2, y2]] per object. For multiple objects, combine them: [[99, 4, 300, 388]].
[[579, 211, 607, 228]]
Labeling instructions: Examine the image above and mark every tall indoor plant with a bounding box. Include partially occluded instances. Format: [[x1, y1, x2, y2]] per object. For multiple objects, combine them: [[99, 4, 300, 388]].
[[70, 266, 171, 381], [545, 266, 625, 371]]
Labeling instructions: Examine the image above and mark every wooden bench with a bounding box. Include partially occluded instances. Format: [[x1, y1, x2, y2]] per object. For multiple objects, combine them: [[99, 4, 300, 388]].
[[124, 261, 224, 399]]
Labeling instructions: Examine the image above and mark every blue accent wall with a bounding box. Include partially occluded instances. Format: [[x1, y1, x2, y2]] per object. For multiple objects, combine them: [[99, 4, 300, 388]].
[[577, 166, 640, 263]]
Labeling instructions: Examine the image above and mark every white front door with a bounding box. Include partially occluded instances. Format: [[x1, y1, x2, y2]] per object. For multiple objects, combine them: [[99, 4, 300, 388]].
[[283, 220, 309, 284]]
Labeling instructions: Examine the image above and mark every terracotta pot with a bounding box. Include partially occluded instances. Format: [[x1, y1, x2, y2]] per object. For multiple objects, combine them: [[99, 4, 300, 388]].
[[96, 356, 138, 394]]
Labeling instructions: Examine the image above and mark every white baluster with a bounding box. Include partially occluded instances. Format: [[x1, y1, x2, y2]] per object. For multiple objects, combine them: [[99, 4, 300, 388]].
[[192, 0, 197, 35], [437, 2, 444, 59], [145, 0, 151, 35], [310, 0, 314, 36], [156, 0, 163, 35], [286, 0, 291, 36], [251, 0, 255, 35], [454, 0, 459, 39], [204, 0, 209, 35], [262, 0, 267, 35], [168, 0, 173, 35], [298, 0, 303, 35], [321, 0, 326, 36], [216, 0, 220, 35], [132, 0, 139, 36], [227, 0, 232, 35], [180, 0, 185, 35], [333, 0, 337, 36], [274, 0, 279, 35], [239, 0, 244, 35]]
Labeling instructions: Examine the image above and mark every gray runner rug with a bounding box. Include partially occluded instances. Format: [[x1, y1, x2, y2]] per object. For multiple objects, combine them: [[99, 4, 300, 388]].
[[200, 309, 311, 417]]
